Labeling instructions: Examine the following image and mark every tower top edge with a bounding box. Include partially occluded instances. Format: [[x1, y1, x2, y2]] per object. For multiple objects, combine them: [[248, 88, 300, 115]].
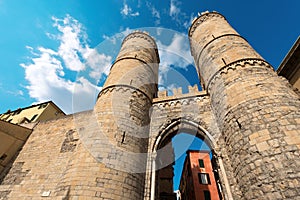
[[188, 11, 226, 37], [121, 30, 158, 48], [121, 30, 160, 63]]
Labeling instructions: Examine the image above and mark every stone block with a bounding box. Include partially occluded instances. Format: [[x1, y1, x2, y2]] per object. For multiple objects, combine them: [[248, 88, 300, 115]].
[[256, 141, 270, 152]]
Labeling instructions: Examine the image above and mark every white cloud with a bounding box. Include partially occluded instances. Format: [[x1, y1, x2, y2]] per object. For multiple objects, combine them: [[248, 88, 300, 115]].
[[103, 27, 133, 47], [85, 47, 112, 79], [25, 45, 33, 51], [121, 1, 140, 17], [156, 33, 194, 91], [121, 3, 130, 16], [146, 2, 161, 25], [157, 33, 193, 68], [6, 89, 24, 97], [25, 45, 39, 56], [170, 0, 180, 17], [169, 0, 194, 30], [52, 15, 87, 71], [120, 27, 132, 36], [103, 34, 117, 45], [183, 13, 196, 29], [20, 15, 112, 114], [131, 12, 140, 17]]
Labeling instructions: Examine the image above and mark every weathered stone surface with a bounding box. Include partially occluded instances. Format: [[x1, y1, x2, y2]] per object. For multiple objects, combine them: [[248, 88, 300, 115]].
[[189, 11, 300, 199], [93, 31, 159, 199]]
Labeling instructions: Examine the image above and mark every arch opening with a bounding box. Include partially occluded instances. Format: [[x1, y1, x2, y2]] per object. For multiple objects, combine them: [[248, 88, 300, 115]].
[[151, 119, 224, 200], [172, 133, 211, 191]]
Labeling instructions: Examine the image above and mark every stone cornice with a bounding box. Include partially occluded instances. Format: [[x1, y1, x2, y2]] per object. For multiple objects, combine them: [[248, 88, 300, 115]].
[[207, 58, 274, 92], [97, 84, 152, 103]]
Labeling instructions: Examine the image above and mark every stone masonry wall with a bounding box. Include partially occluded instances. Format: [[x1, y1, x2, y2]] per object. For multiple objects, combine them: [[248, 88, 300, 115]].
[[189, 11, 300, 199], [0, 110, 150, 199], [1, 14, 300, 200], [143, 86, 233, 199], [93, 31, 160, 199], [0, 111, 115, 199]]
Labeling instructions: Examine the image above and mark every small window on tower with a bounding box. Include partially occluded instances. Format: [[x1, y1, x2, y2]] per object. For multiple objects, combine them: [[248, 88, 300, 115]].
[[30, 114, 38, 122], [199, 159, 205, 168], [38, 103, 47, 109], [198, 173, 210, 185], [204, 190, 211, 200], [12, 109, 22, 115]]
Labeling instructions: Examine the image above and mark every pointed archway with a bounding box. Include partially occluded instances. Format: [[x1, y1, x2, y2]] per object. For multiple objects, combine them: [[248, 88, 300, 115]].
[[146, 118, 232, 199]]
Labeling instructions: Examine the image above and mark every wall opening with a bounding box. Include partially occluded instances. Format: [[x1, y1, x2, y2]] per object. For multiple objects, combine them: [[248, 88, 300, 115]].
[[152, 121, 225, 200], [172, 133, 211, 191]]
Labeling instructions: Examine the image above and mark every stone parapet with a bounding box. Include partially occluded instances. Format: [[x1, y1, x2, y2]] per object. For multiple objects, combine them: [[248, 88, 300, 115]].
[[155, 85, 207, 103]]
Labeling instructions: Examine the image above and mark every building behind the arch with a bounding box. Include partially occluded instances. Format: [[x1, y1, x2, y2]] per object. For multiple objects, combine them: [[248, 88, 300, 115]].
[[0, 11, 299, 200], [179, 150, 220, 200]]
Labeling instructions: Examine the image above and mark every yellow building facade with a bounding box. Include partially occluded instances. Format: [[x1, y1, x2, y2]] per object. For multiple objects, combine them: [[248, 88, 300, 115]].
[[0, 101, 65, 177], [0, 101, 65, 125]]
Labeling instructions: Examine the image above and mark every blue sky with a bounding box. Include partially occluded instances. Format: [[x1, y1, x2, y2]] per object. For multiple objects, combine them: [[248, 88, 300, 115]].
[[0, 0, 299, 191], [172, 133, 210, 190], [1, 0, 299, 114]]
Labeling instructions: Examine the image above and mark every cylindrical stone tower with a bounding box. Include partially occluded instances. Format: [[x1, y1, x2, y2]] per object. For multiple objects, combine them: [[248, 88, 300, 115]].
[[189, 11, 300, 199], [94, 31, 159, 199]]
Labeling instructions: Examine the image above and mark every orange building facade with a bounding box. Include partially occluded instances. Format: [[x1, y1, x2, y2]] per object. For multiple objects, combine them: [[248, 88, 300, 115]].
[[179, 150, 221, 200]]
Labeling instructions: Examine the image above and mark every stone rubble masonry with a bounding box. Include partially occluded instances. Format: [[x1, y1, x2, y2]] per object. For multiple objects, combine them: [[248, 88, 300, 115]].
[[0, 11, 299, 200], [189, 11, 300, 199]]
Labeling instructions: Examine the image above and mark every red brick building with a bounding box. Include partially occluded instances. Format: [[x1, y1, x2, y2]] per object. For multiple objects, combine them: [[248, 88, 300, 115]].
[[179, 150, 220, 200]]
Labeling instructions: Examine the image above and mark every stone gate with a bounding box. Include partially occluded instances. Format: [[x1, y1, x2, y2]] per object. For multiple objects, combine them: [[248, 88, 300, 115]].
[[0, 11, 299, 200]]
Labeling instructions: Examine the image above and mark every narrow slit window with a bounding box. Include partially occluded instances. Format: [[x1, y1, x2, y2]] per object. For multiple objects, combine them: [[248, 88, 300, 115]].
[[199, 159, 205, 168], [204, 190, 211, 200], [30, 114, 38, 122]]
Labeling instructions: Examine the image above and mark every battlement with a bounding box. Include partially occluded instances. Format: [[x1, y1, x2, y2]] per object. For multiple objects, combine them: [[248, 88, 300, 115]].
[[154, 85, 207, 103]]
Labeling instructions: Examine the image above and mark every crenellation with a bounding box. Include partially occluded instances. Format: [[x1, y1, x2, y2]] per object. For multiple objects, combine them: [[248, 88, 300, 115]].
[[157, 89, 168, 98], [154, 85, 206, 103], [188, 84, 199, 93], [172, 87, 182, 96]]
